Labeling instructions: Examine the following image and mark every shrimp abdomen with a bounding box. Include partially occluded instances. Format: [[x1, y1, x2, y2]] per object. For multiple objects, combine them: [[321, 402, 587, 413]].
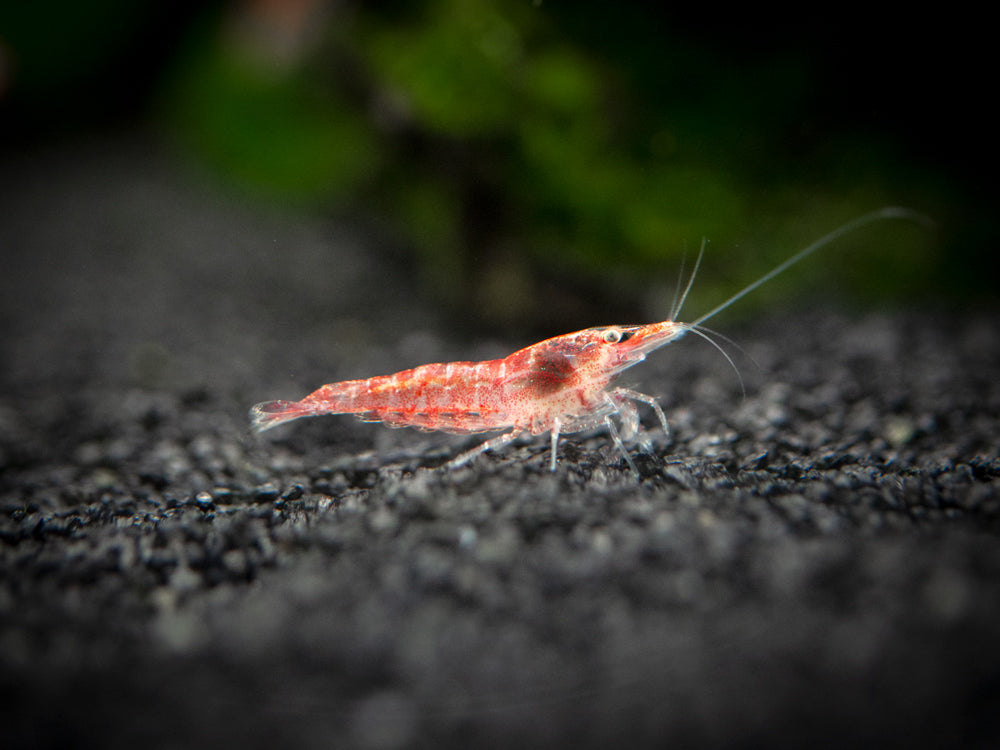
[[251, 360, 513, 434]]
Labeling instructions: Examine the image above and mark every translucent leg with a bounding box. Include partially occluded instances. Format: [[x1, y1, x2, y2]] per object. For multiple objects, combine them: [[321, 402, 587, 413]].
[[549, 417, 562, 472], [612, 387, 670, 439], [444, 430, 520, 469], [603, 415, 640, 477], [613, 398, 640, 442]]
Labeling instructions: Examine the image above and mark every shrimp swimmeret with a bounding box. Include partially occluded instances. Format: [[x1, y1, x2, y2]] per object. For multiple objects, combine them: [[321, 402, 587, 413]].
[[252, 207, 928, 474]]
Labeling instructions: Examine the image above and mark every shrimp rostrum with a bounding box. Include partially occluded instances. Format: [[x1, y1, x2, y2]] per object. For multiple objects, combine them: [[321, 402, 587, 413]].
[[251, 208, 927, 474]]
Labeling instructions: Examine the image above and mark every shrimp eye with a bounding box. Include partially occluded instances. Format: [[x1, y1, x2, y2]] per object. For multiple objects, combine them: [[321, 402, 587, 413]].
[[602, 329, 622, 344]]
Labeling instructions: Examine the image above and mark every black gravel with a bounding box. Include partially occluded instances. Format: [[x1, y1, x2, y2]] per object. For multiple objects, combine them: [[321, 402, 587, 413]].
[[2, 141, 999, 749]]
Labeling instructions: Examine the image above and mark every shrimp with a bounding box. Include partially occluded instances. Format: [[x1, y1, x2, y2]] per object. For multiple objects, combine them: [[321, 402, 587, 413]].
[[251, 207, 928, 474]]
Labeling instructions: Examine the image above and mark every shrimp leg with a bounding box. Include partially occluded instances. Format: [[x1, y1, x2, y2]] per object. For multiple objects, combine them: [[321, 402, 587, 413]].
[[550, 417, 562, 472], [445, 429, 522, 470], [603, 414, 640, 476], [612, 387, 670, 439]]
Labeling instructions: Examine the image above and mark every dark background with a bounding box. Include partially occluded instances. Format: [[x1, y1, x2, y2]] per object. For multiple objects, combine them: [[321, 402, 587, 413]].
[[2, 3, 998, 748], [2, 1, 996, 324]]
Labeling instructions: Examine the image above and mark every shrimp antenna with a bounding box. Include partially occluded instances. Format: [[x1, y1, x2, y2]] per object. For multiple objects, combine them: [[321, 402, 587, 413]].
[[681, 323, 747, 398], [690, 207, 933, 328], [668, 242, 688, 322], [671, 237, 706, 321]]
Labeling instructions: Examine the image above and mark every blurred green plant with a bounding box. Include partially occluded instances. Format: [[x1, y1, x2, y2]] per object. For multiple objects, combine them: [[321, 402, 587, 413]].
[[162, 8, 381, 203], [158, 0, 945, 329]]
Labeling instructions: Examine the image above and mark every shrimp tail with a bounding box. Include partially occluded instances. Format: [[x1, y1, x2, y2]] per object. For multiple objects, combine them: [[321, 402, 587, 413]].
[[250, 399, 317, 432]]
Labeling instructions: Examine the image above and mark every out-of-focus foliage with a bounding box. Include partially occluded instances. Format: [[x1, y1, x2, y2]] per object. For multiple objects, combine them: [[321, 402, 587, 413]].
[[158, 0, 953, 326], [166, 17, 381, 202], [2, 1, 989, 329]]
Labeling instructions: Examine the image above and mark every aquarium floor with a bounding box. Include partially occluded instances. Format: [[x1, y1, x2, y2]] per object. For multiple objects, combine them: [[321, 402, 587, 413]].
[[2, 140, 999, 750]]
